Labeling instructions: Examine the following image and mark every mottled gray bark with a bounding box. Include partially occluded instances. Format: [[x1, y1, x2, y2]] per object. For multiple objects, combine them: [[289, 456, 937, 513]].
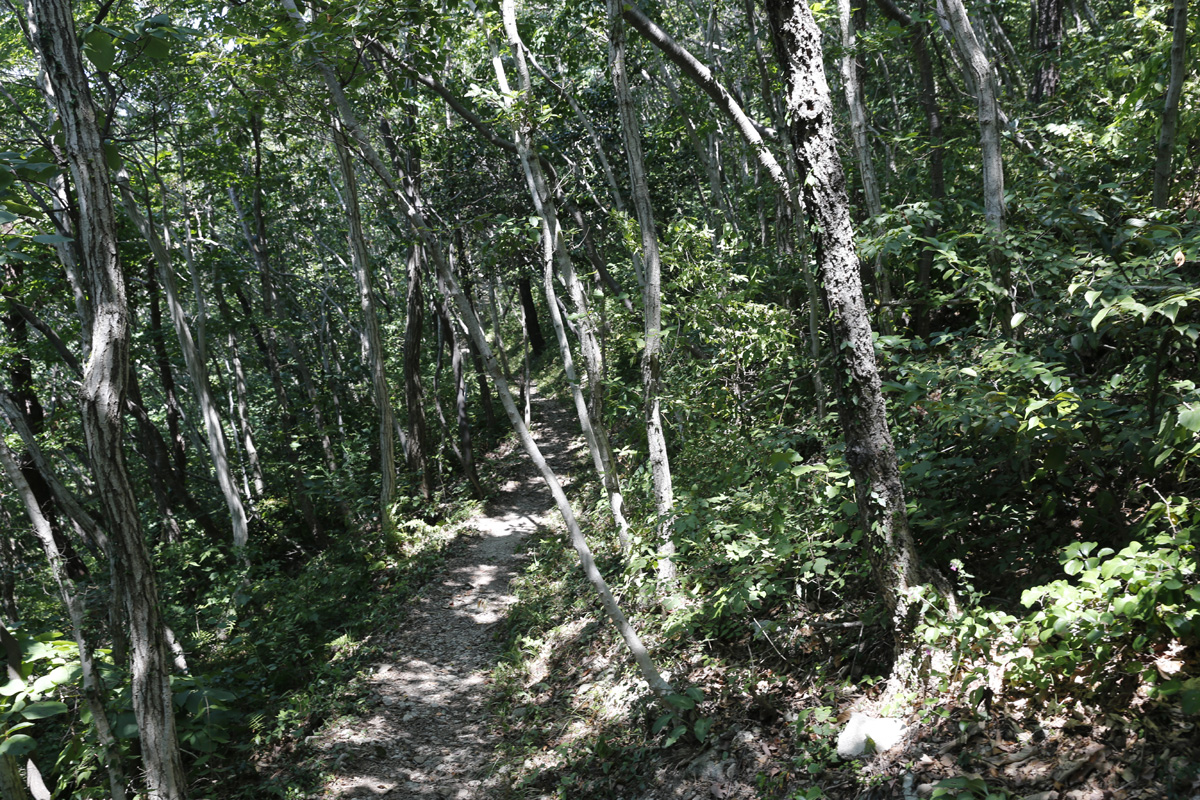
[[764, 0, 952, 646], [25, 0, 187, 795], [609, 0, 677, 582], [1029, 0, 1063, 104]]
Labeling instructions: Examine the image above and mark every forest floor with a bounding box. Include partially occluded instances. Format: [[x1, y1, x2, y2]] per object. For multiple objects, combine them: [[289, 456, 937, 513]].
[[280, 389, 1198, 800]]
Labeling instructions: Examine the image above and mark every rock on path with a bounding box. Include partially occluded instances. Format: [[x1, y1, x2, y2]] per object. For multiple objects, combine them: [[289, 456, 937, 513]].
[[307, 392, 584, 799]]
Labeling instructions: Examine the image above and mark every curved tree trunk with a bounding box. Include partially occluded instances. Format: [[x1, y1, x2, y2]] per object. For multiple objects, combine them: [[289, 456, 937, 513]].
[[117, 175, 250, 549], [25, 0, 187, 795]]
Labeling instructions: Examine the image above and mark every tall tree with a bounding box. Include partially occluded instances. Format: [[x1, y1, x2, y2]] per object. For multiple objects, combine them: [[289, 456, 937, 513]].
[[331, 123, 398, 539], [609, 0, 677, 582], [24, 0, 187, 795], [764, 0, 953, 677], [1029, 0, 1064, 104]]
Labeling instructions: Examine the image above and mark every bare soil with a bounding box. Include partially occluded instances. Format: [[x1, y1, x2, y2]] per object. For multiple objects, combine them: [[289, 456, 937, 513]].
[[301, 390, 584, 799]]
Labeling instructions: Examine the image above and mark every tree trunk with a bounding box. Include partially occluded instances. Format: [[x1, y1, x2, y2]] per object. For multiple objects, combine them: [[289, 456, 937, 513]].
[[117, 175, 250, 549], [609, 0, 677, 582], [935, 0, 1012, 331], [145, 260, 188, 482], [280, 0, 674, 696], [0, 436, 129, 800], [1029, 0, 1064, 103], [404, 246, 436, 501], [837, 0, 894, 318], [214, 281, 265, 498], [875, 0, 946, 339], [517, 275, 547, 357], [25, 1, 187, 795], [764, 0, 953, 677], [332, 123, 398, 538], [1152, 0, 1189, 209], [499, 0, 631, 550]]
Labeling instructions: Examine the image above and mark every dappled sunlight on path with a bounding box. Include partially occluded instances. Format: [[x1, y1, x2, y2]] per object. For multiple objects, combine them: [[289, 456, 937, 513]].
[[307, 392, 585, 798]]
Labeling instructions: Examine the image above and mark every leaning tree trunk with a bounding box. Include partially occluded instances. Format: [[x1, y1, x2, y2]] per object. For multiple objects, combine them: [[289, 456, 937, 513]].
[[117, 175, 250, 549], [25, 0, 187, 796], [332, 124, 398, 539], [498, 0, 632, 550], [281, 0, 674, 698], [609, 0, 677, 582], [1152, 0, 1189, 209], [0, 436, 129, 800], [764, 0, 954, 681]]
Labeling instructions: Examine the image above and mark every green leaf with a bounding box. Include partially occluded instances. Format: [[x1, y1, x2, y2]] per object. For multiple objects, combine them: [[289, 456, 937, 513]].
[[83, 29, 116, 72], [20, 701, 68, 720], [663, 723, 688, 747], [1177, 406, 1200, 433], [30, 234, 73, 245], [1182, 689, 1200, 716], [0, 734, 36, 757], [693, 717, 713, 742], [1011, 311, 1028, 329]]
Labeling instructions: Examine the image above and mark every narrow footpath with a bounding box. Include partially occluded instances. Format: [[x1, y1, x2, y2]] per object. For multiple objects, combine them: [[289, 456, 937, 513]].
[[305, 391, 584, 799]]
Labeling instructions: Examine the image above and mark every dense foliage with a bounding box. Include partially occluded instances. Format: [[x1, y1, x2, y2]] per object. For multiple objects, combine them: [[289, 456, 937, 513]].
[[0, 0, 1196, 797]]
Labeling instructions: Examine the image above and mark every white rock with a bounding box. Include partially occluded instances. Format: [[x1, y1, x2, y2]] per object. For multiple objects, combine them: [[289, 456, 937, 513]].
[[836, 712, 907, 759]]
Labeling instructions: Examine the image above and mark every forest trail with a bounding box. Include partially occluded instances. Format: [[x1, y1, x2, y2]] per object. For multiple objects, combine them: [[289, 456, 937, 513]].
[[305, 388, 584, 799]]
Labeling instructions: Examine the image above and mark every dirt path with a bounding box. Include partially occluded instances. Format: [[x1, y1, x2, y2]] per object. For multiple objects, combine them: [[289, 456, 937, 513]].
[[307, 391, 583, 799]]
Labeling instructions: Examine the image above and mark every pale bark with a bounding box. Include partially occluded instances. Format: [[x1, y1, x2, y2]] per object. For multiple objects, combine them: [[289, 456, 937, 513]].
[[281, 0, 672, 696], [498, 0, 631, 551], [1152, 0, 1189, 209], [837, 0, 893, 314], [609, 0, 676, 581], [332, 124, 397, 538], [765, 0, 954, 661], [25, 0, 187, 795], [214, 281, 265, 498], [936, 0, 1013, 331], [0, 437, 128, 800], [117, 174, 250, 549]]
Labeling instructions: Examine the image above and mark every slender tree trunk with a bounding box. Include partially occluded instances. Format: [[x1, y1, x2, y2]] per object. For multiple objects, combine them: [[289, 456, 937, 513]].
[[610, 0, 677, 582], [498, 0, 631, 550], [25, 1, 187, 795], [1152, 0, 1189, 208], [764, 0, 954, 682], [0, 437, 129, 800], [875, 0, 946, 338], [145, 261, 188, 482], [404, 247, 436, 501], [0, 525, 16, 623], [214, 281, 265, 498], [281, 0, 673, 695], [117, 175, 250, 549], [517, 275, 547, 357], [935, 0, 1012, 331], [332, 124, 397, 538], [1029, 0, 1064, 103], [837, 0, 894, 319]]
